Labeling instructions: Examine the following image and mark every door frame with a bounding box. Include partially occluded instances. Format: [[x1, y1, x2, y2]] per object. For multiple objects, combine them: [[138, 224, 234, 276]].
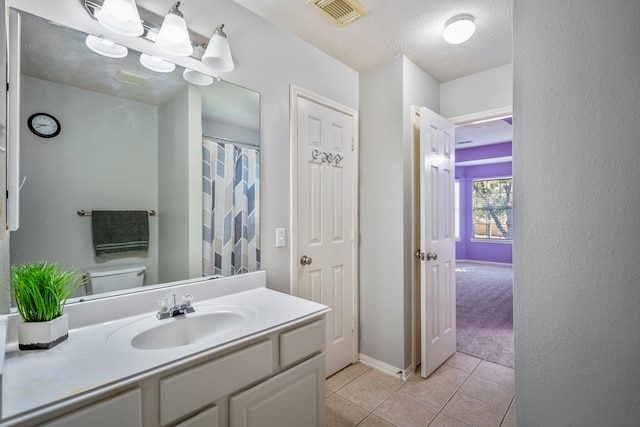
[[289, 85, 360, 364], [411, 105, 513, 372]]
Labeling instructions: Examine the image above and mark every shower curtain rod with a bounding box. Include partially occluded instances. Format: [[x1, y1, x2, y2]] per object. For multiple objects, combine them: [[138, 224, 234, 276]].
[[203, 134, 260, 151]]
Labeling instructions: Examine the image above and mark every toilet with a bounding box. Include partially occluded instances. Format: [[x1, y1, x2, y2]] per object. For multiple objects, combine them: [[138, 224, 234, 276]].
[[84, 265, 146, 294]]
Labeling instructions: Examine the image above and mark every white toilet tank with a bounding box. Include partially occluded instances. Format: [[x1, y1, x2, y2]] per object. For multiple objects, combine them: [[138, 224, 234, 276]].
[[85, 265, 146, 294]]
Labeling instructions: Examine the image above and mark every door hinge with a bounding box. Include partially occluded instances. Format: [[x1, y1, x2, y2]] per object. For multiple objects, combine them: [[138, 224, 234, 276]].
[[351, 318, 356, 331], [351, 138, 355, 151]]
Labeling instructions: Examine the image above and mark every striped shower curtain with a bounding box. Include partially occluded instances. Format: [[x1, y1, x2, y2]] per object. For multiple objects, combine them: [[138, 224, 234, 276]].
[[202, 139, 260, 277]]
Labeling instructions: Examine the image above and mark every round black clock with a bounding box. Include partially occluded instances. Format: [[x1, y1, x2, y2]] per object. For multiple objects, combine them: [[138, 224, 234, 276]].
[[27, 113, 61, 138]]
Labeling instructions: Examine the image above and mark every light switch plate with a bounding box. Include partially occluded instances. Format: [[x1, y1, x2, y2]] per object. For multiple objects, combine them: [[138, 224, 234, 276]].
[[275, 228, 286, 248]]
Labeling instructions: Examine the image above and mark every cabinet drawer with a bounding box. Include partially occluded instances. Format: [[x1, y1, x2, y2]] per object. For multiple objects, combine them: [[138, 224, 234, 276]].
[[160, 340, 272, 426], [279, 319, 325, 367], [41, 388, 142, 427], [174, 406, 218, 427]]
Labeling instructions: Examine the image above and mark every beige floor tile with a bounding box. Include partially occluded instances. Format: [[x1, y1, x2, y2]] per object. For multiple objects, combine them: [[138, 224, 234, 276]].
[[426, 364, 471, 390], [459, 374, 514, 413], [327, 388, 335, 398], [507, 398, 515, 414], [445, 353, 482, 373], [473, 361, 514, 389], [500, 411, 516, 427], [442, 392, 507, 427], [327, 363, 371, 391], [397, 376, 456, 410], [326, 394, 369, 427], [358, 414, 397, 427], [429, 413, 472, 427], [336, 369, 403, 411], [373, 393, 439, 427]]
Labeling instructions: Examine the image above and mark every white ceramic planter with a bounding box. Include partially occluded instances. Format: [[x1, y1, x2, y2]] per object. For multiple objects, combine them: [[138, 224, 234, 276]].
[[18, 313, 69, 350]]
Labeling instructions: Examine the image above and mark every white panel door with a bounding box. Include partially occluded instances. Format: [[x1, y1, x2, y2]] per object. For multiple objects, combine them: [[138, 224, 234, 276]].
[[296, 96, 355, 377], [419, 107, 456, 378]]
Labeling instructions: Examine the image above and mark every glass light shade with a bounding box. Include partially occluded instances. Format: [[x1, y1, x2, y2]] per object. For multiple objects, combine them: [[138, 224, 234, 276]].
[[202, 31, 234, 72], [85, 35, 128, 58], [183, 69, 214, 86], [96, 0, 143, 37], [155, 12, 193, 57], [139, 54, 176, 73], [443, 15, 476, 44]]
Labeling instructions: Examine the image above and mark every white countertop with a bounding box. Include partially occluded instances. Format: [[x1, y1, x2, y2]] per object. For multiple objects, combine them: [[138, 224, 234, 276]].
[[1, 280, 329, 423]]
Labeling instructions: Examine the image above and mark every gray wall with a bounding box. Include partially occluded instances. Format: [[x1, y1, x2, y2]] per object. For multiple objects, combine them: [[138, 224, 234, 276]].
[[513, 0, 640, 424], [359, 56, 439, 371], [12, 76, 160, 286]]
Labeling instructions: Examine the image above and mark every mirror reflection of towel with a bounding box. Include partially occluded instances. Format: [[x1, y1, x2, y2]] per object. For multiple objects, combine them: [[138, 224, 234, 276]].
[[91, 210, 149, 256]]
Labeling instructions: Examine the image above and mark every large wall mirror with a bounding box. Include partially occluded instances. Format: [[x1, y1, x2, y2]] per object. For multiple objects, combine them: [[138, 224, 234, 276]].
[[7, 9, 261, 305]]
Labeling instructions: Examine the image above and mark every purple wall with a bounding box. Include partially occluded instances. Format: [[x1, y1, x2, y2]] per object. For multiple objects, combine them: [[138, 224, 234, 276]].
[[456, 142, 513, 264]]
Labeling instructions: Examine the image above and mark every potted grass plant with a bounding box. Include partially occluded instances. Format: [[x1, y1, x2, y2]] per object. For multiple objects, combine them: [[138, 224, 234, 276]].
[[11, 262, 86, 350]]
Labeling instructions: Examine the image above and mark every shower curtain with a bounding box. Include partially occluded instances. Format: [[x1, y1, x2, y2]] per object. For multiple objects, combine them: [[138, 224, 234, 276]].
[[202, 139, 260, 277]]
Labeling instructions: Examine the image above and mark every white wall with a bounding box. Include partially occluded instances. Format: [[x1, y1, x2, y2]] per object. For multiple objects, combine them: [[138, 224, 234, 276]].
[[440, 63, 512, 119], [513, 1, 640, 425], [202, 119, 259, 147], [359, 56, 439, 371], [6, 0, 359, 295], [12, 76, 159, 286]]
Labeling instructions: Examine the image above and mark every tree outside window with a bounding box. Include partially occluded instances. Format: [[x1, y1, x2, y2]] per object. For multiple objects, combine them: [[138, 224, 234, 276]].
[[472, 178, 513, 241]]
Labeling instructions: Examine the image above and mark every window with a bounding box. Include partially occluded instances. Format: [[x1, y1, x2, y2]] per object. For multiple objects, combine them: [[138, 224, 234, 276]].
[[472, 178, 513, 241]]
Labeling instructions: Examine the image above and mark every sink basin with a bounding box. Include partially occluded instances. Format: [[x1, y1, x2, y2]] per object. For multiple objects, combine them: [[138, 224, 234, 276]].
[[107, 304, 258, 350]]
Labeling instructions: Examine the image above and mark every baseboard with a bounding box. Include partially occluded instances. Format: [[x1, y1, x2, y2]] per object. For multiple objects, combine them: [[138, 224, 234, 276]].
[[358, 354, 415, 382], [457, 259, 512, 267]]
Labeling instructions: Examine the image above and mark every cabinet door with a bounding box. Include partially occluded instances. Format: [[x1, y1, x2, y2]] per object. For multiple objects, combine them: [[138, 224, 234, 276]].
[[41, 388, 142, 427], [230, 353, 325, 427]]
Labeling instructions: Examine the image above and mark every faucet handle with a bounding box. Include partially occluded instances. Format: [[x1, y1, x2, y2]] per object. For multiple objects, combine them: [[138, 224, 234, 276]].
[[182, 293, 194, 308], [157, 297, 171, 314]]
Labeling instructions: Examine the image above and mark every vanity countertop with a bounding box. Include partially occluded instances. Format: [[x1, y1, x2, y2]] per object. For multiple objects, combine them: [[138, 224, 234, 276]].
[[0, 280, 329, 423]]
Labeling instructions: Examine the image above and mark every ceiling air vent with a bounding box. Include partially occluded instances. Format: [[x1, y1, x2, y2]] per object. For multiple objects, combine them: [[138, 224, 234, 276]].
[[115, 70, 150, 87], [307, 0, 370, 26]]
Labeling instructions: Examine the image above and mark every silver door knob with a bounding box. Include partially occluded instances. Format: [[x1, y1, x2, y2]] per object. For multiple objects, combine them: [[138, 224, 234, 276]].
[[426, 252, 438, 261], [300, 255, 313, 265]]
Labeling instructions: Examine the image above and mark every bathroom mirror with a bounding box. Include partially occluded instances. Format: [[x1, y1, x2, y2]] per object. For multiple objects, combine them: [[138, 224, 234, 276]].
[[7, 9, 261, 304]]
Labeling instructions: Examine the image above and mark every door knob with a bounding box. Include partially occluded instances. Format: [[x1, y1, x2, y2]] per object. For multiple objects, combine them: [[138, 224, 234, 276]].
[[300, 255, 313, 265], [426, 252, 438, 261]]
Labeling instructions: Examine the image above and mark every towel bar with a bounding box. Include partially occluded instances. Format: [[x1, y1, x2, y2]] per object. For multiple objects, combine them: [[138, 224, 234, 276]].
[[77, 209, 156, 217]]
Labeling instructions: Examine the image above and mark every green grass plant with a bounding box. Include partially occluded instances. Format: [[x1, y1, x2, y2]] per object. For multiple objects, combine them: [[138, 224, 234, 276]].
[[11, 262, 86, 322]]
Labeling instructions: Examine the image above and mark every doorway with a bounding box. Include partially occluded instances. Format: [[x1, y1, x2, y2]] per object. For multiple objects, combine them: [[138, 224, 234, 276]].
[[453, 114, 514, 367]]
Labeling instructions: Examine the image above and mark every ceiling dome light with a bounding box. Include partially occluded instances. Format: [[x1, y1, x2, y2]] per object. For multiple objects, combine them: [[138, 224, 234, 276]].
[[443, 15, 476, 45], [202, 25, 234, 73], [96, 0, 144, 37], [183, 69, 214, 86], [139, 53, 176, 73], [85, 35, 128, 58], [156, 2, 193, 57]]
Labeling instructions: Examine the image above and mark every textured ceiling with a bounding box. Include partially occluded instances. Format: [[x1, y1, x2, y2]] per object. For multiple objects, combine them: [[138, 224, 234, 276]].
[[231, 0, 512, 83]]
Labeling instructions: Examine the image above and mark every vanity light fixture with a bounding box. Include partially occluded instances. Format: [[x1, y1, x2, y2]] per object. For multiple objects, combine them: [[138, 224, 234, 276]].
[[443, 15, 476, 45], [155, 2, 193, 57], [139, 53, 176, 73], [201, 25, 234, 72], [95, 0, 144, 37], [85, 35, 129, 58], [85, 0, 235, 73], [183, 68, 214, 86]]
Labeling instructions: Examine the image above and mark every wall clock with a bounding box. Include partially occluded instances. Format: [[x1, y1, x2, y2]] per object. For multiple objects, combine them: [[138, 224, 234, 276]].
[[27, 113, 61, 138]]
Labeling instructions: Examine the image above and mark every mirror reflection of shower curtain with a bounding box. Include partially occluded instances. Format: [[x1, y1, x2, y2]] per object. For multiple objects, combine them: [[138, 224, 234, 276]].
[[203, 139, 260, 277]]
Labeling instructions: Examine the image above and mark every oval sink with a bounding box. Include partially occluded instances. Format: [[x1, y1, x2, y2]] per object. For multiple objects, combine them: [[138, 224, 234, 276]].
[[107, 304, 258, 351]]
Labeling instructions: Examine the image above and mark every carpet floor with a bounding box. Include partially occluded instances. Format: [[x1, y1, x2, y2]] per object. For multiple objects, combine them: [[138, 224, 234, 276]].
[[456, 261, 514, 367]]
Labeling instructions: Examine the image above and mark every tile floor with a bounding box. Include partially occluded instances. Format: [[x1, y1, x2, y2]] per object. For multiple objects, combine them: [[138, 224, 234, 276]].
[[326, 352, 515, 427]]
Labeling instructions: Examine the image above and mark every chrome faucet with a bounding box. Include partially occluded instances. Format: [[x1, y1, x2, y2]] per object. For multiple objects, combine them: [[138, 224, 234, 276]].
[[157, 293, 195, 319]]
